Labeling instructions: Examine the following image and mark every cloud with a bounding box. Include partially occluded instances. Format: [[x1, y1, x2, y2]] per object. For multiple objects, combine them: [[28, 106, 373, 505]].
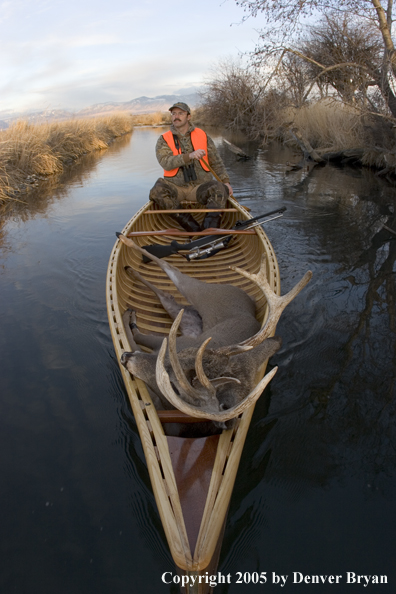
[[1, 0, 260, 112]]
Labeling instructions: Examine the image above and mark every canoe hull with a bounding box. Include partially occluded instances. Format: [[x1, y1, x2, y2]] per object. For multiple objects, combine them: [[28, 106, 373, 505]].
[[106, 197, 280, 587]]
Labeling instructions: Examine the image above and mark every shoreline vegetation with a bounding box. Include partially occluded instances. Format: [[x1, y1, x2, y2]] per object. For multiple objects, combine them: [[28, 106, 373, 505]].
[[2, 84, 396, 207], [197, 64, 396, 183], [0, 113, 136, 204], [194, 1, 396, 185], [0, 111, 175, 205]]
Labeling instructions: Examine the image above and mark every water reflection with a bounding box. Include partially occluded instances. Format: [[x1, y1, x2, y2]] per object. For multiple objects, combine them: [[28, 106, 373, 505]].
[[0, 132, 133, 223], [0, 128, 395, 593], [214, 140, 396, 589]]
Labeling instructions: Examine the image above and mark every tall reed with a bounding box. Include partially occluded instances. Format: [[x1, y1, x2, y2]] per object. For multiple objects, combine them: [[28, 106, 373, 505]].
[[130, 111, 171, 126], [282, 100, 366, 150], [0, 113, 133, 203]]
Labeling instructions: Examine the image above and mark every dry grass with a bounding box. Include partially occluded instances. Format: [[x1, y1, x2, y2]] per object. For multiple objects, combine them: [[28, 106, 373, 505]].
[[281, 100, 366, 150], [0, 113, 133, 203], [130, 111, 171, 126], [361, 147, 396, 170], [201, 60, 396, 172]]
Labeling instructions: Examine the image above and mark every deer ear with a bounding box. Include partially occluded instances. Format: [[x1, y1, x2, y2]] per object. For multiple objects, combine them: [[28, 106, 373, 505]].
[[209, 376, 241, 387]]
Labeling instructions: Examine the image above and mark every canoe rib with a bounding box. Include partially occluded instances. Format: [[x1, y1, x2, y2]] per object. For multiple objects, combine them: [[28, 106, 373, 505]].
[[106, 196, 280, 575]]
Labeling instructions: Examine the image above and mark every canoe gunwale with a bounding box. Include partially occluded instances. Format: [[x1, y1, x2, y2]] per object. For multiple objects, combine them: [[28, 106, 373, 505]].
[[106, 196, 280, 573]]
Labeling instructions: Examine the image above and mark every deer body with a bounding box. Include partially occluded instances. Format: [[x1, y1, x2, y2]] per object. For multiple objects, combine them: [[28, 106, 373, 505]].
[[117, 233, 312, 425], [123, 263, 260, 352]]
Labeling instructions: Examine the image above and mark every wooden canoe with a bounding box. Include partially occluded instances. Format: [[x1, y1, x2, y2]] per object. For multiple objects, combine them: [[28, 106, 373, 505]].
[[106, 195, 280, 592]]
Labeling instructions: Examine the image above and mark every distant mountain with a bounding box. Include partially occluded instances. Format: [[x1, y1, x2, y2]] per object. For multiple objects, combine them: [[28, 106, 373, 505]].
[[77, 93, 201, 117], [0, 92, 202, 126], [0, 108, 73, 126]]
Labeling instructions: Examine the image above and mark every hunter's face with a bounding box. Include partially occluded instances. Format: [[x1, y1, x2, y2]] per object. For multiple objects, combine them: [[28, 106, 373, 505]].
[[171, 108, 190, 130]]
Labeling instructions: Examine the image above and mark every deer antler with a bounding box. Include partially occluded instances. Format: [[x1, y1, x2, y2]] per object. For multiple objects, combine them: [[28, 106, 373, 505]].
[[167, 309, 205, 404], [156, 334, 278, 422], [228, 256, 312, 349], [166, 310, 222, 410], [194, 337, 216, 396]]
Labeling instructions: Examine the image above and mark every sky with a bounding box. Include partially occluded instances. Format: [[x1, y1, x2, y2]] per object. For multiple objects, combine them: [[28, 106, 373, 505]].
[[0, 0, 264, 114]]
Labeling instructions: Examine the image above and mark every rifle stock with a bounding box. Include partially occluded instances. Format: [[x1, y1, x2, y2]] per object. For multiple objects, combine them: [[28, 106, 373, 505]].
[[142, 241, 182, 261]]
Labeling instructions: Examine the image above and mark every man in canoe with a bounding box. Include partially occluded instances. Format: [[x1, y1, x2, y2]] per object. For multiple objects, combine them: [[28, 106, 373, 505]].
[[149, 102, 233, 231]]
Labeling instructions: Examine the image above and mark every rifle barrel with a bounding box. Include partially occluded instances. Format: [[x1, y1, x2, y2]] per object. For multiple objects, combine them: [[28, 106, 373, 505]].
[[141, 206, 286, 260], [234, 206, 286, 228]]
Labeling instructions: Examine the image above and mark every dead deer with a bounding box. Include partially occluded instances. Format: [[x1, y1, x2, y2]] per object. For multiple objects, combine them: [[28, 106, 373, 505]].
[[117, 233, 312, 425]]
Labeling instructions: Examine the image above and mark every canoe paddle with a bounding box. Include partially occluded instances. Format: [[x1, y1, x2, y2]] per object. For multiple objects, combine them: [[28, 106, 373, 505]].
[[137, 206, 286, 261]]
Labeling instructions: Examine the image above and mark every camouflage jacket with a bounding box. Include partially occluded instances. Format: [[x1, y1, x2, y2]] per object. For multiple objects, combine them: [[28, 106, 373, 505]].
[[155, 122, 230, 187]]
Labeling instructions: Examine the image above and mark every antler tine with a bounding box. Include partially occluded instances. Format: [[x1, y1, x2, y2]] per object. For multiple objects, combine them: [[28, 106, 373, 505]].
[[194, 337, 216, 396], [167, 309, 204, 402], [156, 338, 192, 413], [156, 339, 278, 421], [216, 344, 253, 357], [230, 257, 312, 348]]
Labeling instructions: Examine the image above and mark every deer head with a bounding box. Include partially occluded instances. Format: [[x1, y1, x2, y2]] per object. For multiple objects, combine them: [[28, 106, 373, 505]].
[[117, 233, 312, 421], [150, 309, 278, 421], [153, 257, 312, 421]]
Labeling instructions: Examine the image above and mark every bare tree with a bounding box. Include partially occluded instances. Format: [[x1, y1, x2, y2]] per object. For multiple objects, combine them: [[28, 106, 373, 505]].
[[235, 0, 396, 117], [201, 60, 262, 130], [201, 59, 288, 137], [280, 52, 312, 107], [301, 14, 383, 105]]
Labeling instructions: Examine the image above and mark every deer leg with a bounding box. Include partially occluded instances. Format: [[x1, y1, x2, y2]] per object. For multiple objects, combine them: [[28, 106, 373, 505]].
[[134, 334, 165, 351], [122, 309, 141, 352], [122, 308, 164, 351], [118, 235, 254, 325], [125, 266, 202, 338], [119, 235, 210, 298]]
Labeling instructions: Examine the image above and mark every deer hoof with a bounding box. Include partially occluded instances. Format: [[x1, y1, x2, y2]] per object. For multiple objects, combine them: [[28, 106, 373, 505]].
[[120, 351, 134, 366], [122, 308, 137, 327]]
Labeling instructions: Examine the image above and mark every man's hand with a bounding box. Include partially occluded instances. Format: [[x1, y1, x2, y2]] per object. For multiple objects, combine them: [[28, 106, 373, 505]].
[[225, 182, 233, 195], [189, 149, 206, 160]]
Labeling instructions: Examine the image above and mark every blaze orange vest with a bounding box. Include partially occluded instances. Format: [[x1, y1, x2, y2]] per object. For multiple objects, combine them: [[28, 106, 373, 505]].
[[162, 128, 210, 177]]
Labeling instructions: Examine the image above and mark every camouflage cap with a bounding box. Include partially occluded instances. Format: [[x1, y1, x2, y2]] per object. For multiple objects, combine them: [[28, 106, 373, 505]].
[[169, 102, 191, 114]]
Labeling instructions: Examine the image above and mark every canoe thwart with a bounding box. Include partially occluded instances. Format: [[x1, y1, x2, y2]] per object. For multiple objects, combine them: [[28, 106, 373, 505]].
[[144, 208, 239, 214], [157, 410, 213, 424], [126, 228, 257, 237]]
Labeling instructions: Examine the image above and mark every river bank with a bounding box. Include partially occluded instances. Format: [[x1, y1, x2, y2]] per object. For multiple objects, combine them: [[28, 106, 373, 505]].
[[199, 84, 396, 182], [1, 127, 395, 593], [0, 113, 134, 204]]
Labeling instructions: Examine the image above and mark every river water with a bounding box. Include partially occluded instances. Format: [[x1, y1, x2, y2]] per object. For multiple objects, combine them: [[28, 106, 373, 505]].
[[0, 128, 395, 593]]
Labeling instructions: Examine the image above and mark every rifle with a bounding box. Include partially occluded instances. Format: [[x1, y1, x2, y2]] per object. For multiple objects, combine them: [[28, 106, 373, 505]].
[[140, 206, 286, 262]]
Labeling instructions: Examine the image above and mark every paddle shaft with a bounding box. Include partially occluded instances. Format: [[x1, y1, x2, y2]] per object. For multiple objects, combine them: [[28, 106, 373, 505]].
[[142, 207, 286, 261], [201, 157, 234, 196]]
